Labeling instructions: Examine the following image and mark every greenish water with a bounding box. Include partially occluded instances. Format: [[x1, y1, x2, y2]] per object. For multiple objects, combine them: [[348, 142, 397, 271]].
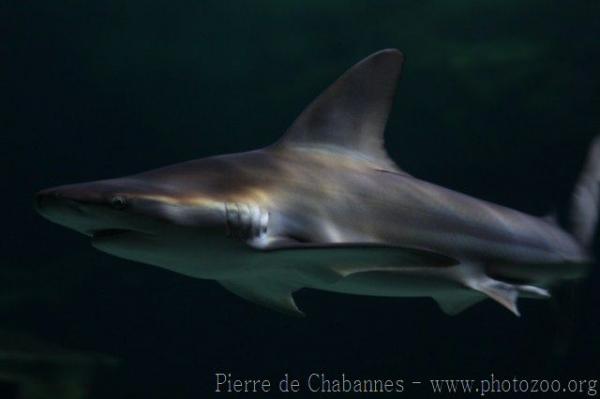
[[3, 1, 599, 398]]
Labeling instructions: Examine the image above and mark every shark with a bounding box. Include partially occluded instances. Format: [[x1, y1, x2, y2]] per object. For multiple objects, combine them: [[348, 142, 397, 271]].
[[35, 49, 597, 317]]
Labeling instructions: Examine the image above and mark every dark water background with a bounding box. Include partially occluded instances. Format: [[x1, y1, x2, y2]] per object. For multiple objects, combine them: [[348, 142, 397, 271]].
[[2, 1, 600, 398]]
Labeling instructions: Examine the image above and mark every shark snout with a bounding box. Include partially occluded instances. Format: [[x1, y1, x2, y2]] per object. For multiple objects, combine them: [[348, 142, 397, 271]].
[[34, 179, 169, 239], [35, 183, 98, 214], [34, 181, 125, 236], [36, 181, 106, 205], [35, 188, 77, 213], [34, 186, 90, 231]]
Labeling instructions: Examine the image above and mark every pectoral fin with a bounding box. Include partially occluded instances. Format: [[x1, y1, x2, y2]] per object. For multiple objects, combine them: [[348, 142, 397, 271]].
[[219, 244, 458, 316], [289, 244, 458, 286], [219, 277, 305, 317]]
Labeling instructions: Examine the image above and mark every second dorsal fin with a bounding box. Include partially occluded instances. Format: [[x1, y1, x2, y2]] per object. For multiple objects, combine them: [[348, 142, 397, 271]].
[[272, 49, 404, 172]]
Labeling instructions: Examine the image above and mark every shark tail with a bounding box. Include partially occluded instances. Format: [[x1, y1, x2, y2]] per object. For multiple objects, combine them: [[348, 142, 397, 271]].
[[553, 136, 600, 354], [567, 135, 600, 249]]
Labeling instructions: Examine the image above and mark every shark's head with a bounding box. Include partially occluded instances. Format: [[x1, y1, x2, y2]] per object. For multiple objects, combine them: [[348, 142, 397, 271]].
[[34, 49, 408, 286], [34, 163, 246, 278]]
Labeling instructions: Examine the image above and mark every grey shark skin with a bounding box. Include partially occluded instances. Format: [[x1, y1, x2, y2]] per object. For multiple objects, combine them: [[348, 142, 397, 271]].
[[36, 49, 596, 317]]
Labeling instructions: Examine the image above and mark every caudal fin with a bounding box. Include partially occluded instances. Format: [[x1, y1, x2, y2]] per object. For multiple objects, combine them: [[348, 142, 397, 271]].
[[568, 136, 600, 249]]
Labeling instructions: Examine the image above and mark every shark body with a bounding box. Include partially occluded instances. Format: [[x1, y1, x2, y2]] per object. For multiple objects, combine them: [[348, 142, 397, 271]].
[[35, 49, 596, 316]]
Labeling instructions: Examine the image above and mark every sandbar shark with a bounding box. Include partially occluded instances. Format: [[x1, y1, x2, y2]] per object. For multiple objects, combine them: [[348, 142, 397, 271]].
[[35, 49, 596, 317]]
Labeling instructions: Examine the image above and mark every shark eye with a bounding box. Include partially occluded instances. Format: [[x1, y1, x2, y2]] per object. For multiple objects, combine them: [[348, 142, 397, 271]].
[[110, 196, 127, 210]]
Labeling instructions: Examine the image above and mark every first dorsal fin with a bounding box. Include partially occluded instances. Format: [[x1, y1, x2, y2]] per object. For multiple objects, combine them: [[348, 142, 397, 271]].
[[272, 49, 404, 172]]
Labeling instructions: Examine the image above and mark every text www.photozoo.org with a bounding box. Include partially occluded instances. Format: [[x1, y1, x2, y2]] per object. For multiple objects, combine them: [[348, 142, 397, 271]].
[[427, 374, 597, 396]]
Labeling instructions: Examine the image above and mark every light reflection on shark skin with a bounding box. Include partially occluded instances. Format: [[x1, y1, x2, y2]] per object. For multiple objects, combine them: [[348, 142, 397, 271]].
[[35, 49, 596, 317]]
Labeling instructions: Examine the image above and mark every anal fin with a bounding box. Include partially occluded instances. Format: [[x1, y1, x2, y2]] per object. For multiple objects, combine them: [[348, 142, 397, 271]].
[[434, 295, 484, 316]]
